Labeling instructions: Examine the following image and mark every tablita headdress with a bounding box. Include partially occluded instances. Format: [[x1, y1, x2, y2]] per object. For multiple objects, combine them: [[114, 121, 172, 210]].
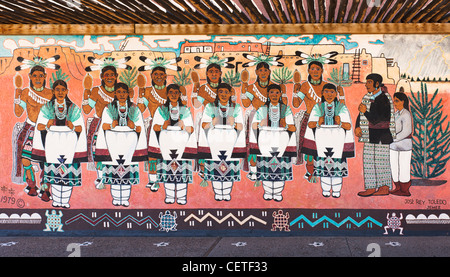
[[193, 55, 235, 69], [85, 56, 132, 72], [138, 56, 182, 72], [294, 51, 338, 66], [15, 55, 61, 71], [242, 53, 283, 68]]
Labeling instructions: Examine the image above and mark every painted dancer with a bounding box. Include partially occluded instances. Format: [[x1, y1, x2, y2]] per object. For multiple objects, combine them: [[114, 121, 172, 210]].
[[94, 83, 147, 207], [83, 56, 131, 189], [198, 83, 246, 201], [12, 55, 60, 198], [137, 56, 184, 192], [31, 80, 87, 207], [240, 53, 285, 180], [191, 55, 235, 182], [249, 84, 296, 202], [148, 84, 197, 205], [355, 73, 396, 197], [292, 51, 345, 183], [302, 83, 355, 198]]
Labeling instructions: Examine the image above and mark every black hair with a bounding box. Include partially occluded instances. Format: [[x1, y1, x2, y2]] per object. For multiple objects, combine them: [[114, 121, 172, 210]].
[[206, 63, 222, 85], [164, 83, 184, 107], [151, 66, 167, 87], [393, 92, 410, 111], [255, 62, 271, 87], [366, 73, 384, 89], [265, 83, 283, 106], [214, 82, 234, 107], [113, 82, 132, 108], [29, 65, 46, 88], [100, 65, 118, 88], [320, 83, 338, 103], [307, 61, 323, 83]]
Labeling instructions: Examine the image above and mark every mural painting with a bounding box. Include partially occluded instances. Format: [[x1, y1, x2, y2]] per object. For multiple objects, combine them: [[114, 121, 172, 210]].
[[0, 34, 449, 236]]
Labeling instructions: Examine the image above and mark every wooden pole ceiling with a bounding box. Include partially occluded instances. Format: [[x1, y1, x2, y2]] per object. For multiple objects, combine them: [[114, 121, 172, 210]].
[[0, 0, 448, 24]]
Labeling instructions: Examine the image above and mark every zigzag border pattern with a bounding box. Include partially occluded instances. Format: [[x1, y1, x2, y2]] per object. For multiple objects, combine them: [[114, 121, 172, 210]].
[[184, 212, 267, 225], [65, 213, 159, 228], [289, 215, 383, 228]]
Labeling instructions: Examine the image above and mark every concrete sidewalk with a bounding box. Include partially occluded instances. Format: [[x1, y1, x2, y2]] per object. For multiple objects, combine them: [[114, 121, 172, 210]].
[[0, 236, 449, 257]]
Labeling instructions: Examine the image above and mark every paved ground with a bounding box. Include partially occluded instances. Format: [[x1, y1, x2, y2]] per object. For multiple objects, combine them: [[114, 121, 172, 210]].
[[1, 236, 449, 257]]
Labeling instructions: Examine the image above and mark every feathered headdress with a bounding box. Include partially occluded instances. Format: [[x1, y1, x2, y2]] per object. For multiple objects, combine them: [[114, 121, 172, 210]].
[[295, 51, 338, 66], [242, 53, 283, 68], [15, 55, 60, 71], [138, 56, 181, 72], [85, 56, 132, 72], [193, 55, 235, 69]]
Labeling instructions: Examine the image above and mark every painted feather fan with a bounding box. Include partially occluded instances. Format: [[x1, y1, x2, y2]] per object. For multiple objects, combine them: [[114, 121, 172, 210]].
[[294, 51, 338, 65], [85, 56, 132, 72], [138, 56, 182, 72], [242, 53, 283, 68], [193, 55, 235, 69], [15, 55, 61, 71]]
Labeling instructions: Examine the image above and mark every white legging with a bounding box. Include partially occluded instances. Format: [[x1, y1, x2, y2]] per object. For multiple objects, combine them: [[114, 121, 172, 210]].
[[390, 150, 412, 183], [110, 184, 131, 206], [212, 181, 233, 200], [164, 183, 187, 205], [52, 185, 73, 208], [262, 181, 285, 201]]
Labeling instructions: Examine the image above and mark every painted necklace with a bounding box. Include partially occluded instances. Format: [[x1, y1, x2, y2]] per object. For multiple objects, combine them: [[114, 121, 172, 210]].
[[169, 103, 180, 121], [269, 103, 280, 128], [54, 99, 67, 120], [118, 102, 128, 126]]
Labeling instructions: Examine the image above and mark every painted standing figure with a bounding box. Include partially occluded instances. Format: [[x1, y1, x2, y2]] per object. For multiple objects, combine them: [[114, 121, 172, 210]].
[[198, 83, 246, 201], [31, 80, 87, 207], [12, 55, 60, 198], [148, 84, 197, 205], [249, 84, 297, 201], [94, 83, 147, 207], [137, 56, 184, 191], [302, 84, 355, 198], [355, 73, 396, 197], [82, 56, 131, 189], [240, 54, 285, 179], [390, 92, 413, 196], [292, 51, 345, 183]]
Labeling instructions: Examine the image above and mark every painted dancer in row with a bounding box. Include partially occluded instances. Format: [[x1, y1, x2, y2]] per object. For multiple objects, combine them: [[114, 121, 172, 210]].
[[94, 82, 147, 207], [198, 83, 246, 201], [292, 51, 346, 183], [32, 79, 87, 208], [240, 53, 285, 181], [83, 56, 131, 189], [148, 84, 197, 205], [12, 56, 60, 199], [249, 84, 297, 202], [137, 56, 185, 192]]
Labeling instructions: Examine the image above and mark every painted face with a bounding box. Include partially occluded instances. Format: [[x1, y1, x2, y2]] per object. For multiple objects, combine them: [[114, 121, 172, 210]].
[[393, 96, 404, 111], [151, 69, 167, 86], [268, 88, 281, 104], [29, 70, 46, 89], [206, 67, 221, 83], [365, 79, 378, 93], [322, 88, 337, 104], [256, 66, 270, 82], [308, 64, 323, 81], [53, 84, 68, 103], [217, 87, 231, 104], [115, 87, 129, 103], [101, 69, 117, 88], [167, 88, 181, 104]]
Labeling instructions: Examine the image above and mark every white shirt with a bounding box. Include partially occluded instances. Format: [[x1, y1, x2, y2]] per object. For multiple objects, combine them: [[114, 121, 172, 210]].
[[390, 108, 412, 151]]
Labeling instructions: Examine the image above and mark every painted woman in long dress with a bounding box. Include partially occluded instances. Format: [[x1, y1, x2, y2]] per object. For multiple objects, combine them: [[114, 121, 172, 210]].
[[198, 83, 246, 201], [249, 84, 297, 202], [148, 84, 197, 205], [31, 80, 87, 208], [301, 83, 355, 198], [94, 82, 147, 207]]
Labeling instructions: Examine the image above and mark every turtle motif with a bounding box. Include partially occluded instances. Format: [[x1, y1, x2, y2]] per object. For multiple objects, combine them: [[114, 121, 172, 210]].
[[271, 210, 290, 232], [43, 210, 64, 232], [159, 210, 178, 232], [383, 212, 404, 235]]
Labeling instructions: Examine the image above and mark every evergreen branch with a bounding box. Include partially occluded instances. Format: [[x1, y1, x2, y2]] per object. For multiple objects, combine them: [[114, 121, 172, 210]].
[[67, 104, 81, 122], [106, 103, 118, 121]]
